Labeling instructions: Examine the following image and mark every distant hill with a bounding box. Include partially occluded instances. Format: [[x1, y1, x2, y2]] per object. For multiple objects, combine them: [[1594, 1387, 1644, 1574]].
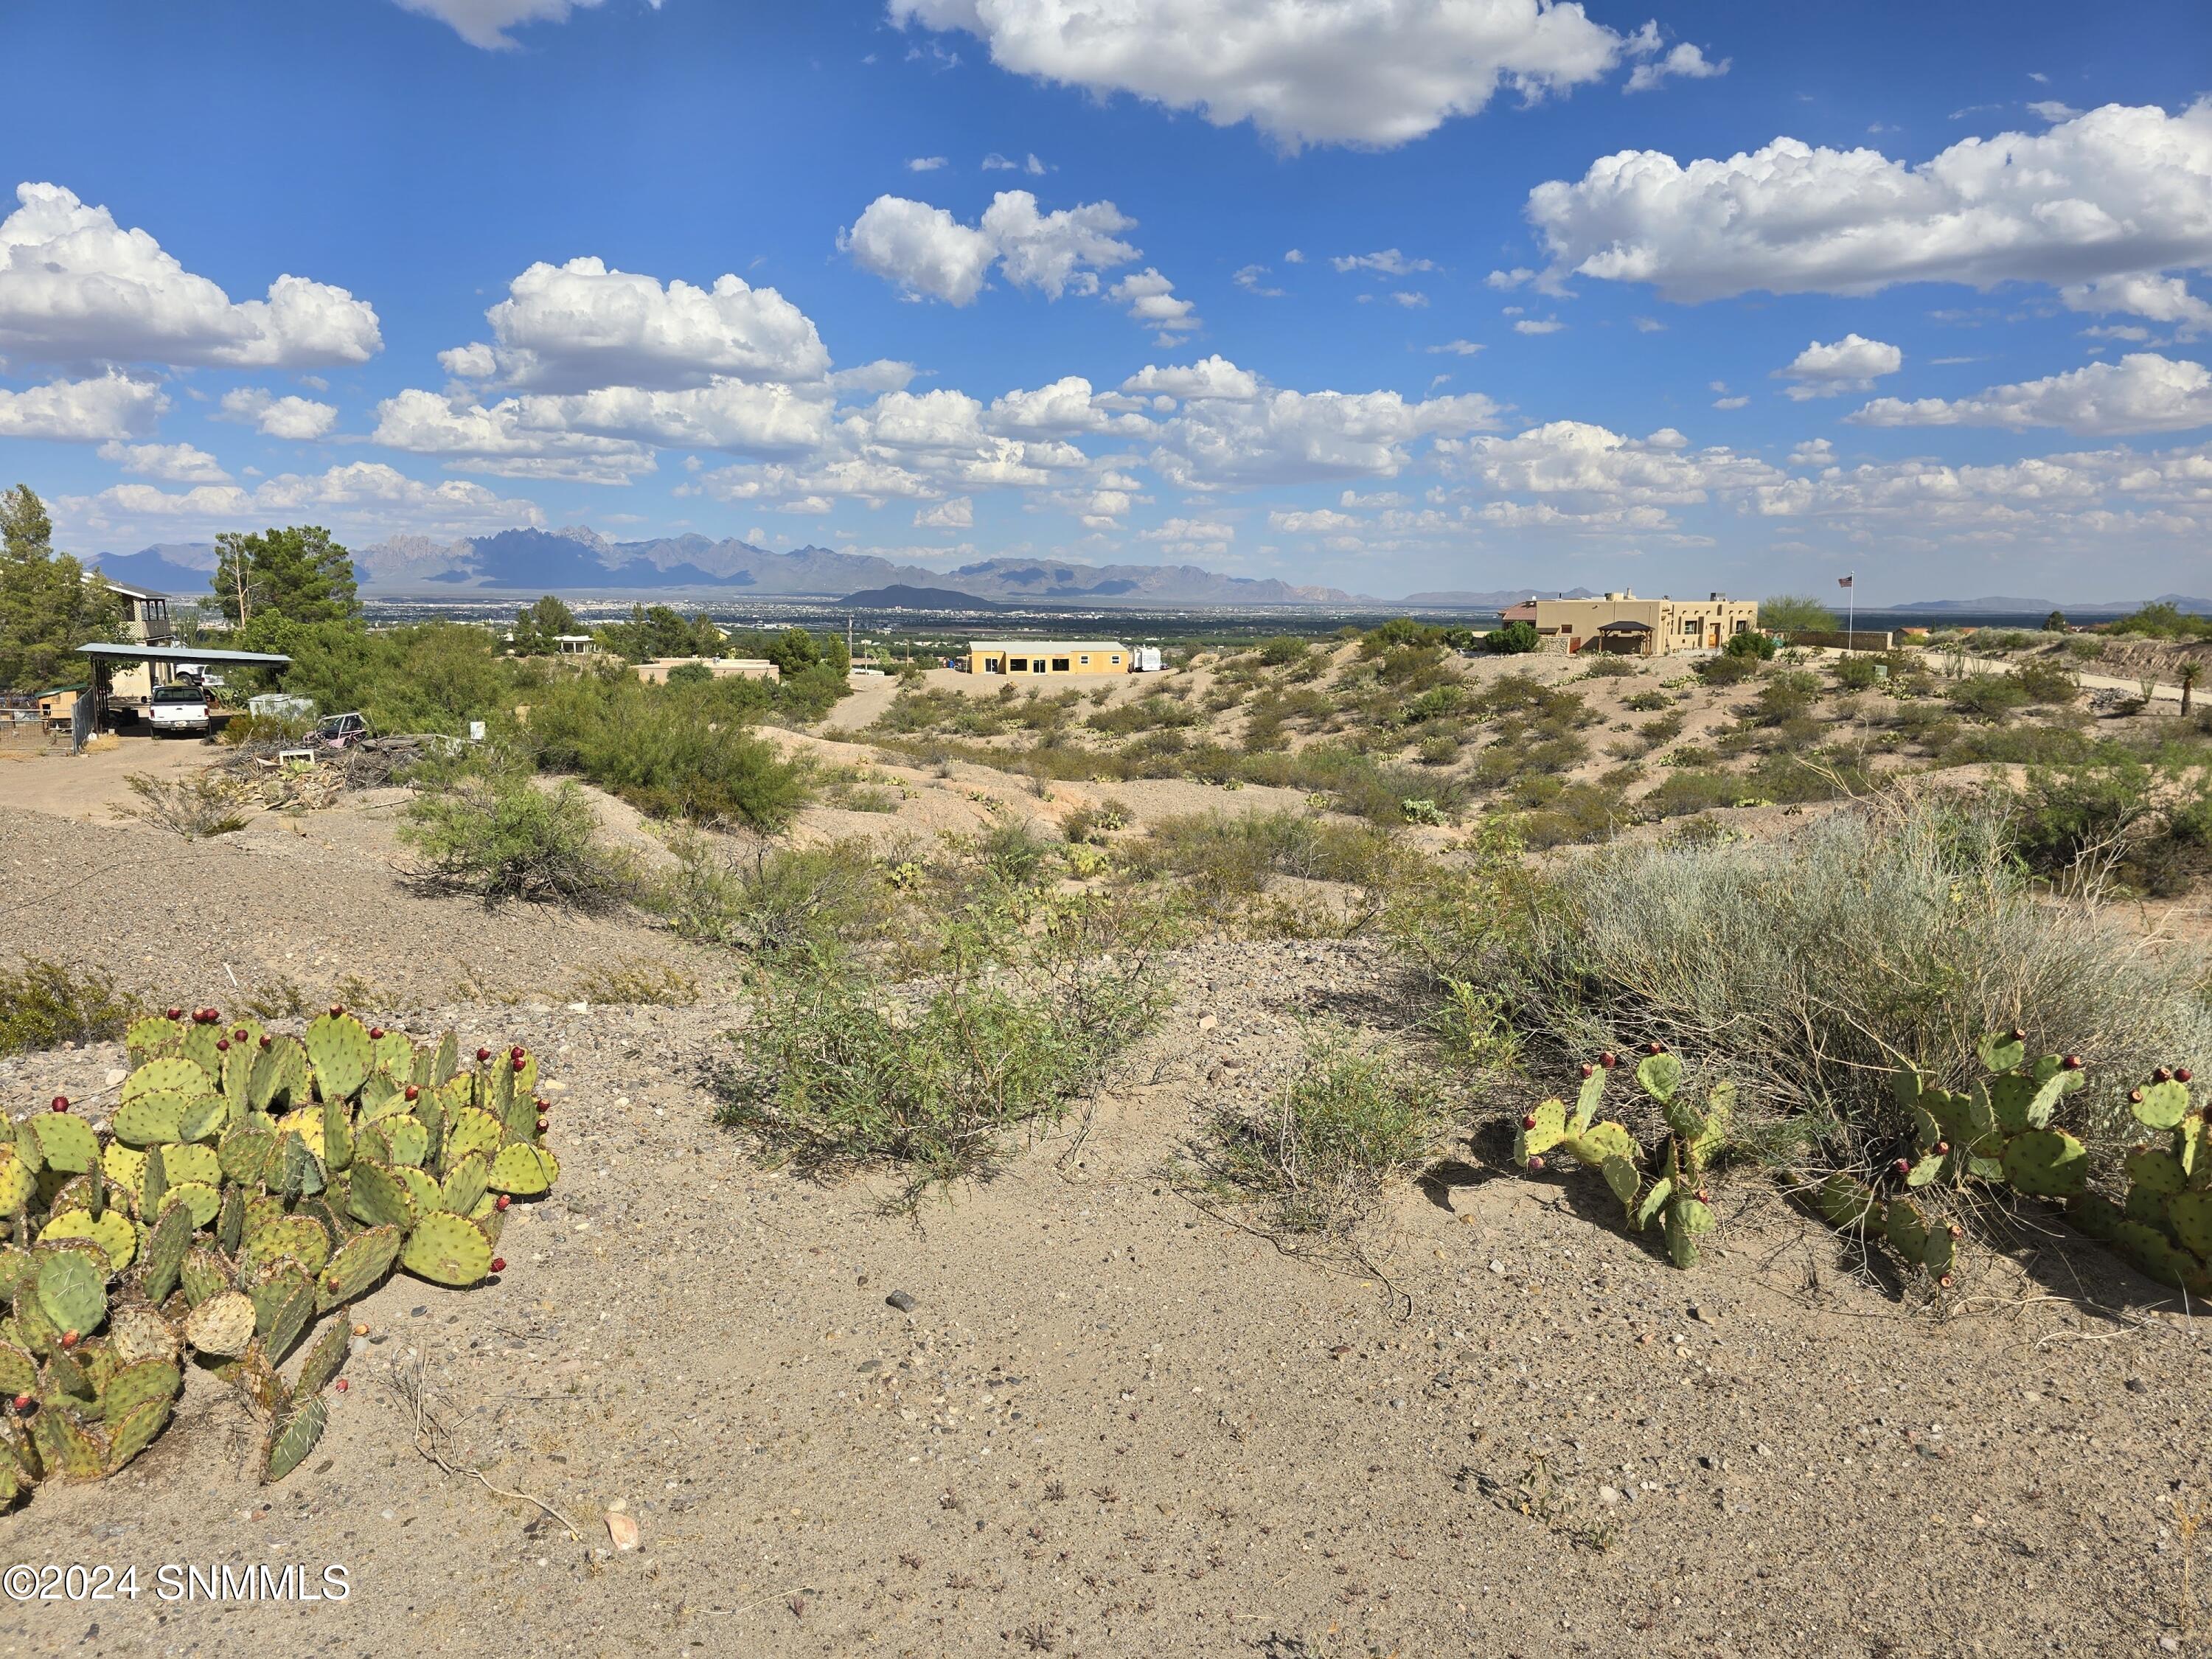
[[841, 584, 1008, 610], [87, 545, 215, 597], [1891, 594, 2212, 616], [1399, 587, 1601, 607]]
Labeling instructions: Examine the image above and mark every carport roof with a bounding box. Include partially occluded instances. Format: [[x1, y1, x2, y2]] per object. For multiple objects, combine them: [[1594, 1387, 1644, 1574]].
[[77, 643, 292, 666]]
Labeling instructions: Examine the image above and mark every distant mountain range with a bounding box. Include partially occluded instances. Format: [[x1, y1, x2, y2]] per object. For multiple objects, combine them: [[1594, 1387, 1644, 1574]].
[[81, 527, 2212, 615]]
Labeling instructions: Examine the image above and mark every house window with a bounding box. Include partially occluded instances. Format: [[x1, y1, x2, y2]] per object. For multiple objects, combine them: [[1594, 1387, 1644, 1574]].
[[1079, 655, 1091, 665], [1052, 657, 1071, 672], [1682, 619, 1700, 635], [1010, 658, 1028, 672], [1733, 620, 1749, 634], [1110, 655, 1121, 664]]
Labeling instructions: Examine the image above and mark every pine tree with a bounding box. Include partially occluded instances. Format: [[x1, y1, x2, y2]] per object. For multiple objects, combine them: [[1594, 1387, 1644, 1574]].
[[0, 484, 125, 692], [211, 526, 358, 625]]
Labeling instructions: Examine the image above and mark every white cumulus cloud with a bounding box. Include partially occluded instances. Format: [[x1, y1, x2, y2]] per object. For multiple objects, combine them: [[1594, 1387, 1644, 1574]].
[[842, 189, 1139, 306], [1777, 334, 1903, 399], [59, 462, 544, 540], [1848, 352, 2212, 436], [915, 495, 975, 527], [0, 371, 165, 442], [0, 183, 380, 369], [1624, 41, 1728, 94], [219, 387, 341, 439], [1525, 101, 2212, 320], [891, 0, 1663, 150], [96, 440, 231, 484], [388, 0, 662, 51]]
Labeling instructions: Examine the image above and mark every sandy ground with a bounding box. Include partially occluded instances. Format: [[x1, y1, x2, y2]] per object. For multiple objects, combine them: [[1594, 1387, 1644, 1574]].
[[1, 943, 2205, 1658]]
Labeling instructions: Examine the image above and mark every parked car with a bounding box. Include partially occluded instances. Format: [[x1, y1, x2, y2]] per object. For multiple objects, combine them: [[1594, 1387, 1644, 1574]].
[[146, 683, 210, 737]]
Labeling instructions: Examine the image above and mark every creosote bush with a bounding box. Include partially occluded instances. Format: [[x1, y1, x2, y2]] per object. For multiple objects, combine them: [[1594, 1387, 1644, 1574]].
[[717, 889, 1175, 1206], [400, 765, 635, 911], [0, 960, 135, 1057], [1196, 1027, 1439, 1238]]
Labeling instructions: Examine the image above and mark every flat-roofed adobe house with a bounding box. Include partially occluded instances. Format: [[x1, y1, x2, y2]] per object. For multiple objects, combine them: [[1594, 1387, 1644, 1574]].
[[1530, 592, 1759, 657], [965, 641, 1129, 676]]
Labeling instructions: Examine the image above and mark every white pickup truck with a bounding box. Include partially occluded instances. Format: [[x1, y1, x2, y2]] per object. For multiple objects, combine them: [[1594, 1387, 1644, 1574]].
[[146, 683, 212, 737]]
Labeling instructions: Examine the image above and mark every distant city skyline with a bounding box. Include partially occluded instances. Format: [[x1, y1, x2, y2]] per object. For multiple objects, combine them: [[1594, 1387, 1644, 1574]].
[[1, 1, 2207, 602]]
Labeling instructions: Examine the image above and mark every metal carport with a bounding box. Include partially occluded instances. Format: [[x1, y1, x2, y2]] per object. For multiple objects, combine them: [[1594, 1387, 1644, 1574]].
[[72, 642, 293, 751]]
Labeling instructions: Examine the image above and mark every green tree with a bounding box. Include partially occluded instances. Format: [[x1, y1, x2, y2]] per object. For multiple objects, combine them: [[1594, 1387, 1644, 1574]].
[[510, 594, 580, 655], [1481, 620, 1540, 654], [2043, 610, 2070, 633], [0, 484, 127, 692], [1759, 594, 1839, 635], [1722, 628, 1777, 661], [211, 526, 358, 626]]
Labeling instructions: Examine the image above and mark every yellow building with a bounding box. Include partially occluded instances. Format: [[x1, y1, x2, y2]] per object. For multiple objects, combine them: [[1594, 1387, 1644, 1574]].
[[1530, 591, 1760, 657], [965, 640, 1129, 676]]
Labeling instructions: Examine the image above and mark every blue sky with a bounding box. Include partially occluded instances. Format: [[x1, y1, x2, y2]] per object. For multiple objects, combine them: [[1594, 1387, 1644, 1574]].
[[1, 0, 2208, 602]]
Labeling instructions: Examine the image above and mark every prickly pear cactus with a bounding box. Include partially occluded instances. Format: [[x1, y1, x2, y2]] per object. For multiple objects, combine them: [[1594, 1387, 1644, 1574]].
[[1514, 1046, 1735, 1269], [0, 1016, 559, 1509]]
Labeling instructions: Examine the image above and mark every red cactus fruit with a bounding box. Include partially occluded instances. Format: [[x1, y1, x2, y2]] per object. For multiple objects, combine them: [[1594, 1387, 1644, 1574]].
[[489, 1257, 506, 1274], [1891, 1158, 1911, 1177], [165, 1006, 183, 1021], [476, 1047, 492, 1062], [329, 1004, 344, 1018], [232, 1028, 247, 1041], [1934, 1141, 1950, 1155], [2062, 1054, 2083, 1070], [49, 1096, 67, 1113], [2156, 1067, 2174, 1084], [2009, 1027, 2026, 1043], [2179, 1068, 2196, 1083], [535, 1116, 549, 1133], [510, 1045, 526, 1061], [10, 1394, 28, 1413], [1526, 1155, 1545, 1173], [335, 1379, 349, 1393], [1579, 1062, 1594, 1078], [259, 1034, 271, 1048], [512, 1054, 526, 1072], [495, 1195, 510, 1211], [369, 1026, 385, 1040], [1947, 1224, 1965, 1239], [2131, 1088, 2146, 1104], [1645, 1040, 1665, 1055], [1521, 1113, 1538, 1130], [215, 1039, 229, 1052], [404, 1085, 419, 1101], [1598, 1051, 1617, 1068], [59, 1332, 77, 1349], [1938, 1273, 1955, 1288]]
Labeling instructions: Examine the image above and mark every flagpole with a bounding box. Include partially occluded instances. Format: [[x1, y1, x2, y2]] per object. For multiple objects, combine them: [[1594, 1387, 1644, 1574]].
[[1847, 573, 1854, 655]]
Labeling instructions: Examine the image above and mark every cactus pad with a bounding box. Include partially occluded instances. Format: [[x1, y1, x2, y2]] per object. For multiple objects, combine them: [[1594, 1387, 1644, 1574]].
[[2001, 1129, 2090, 1198], [381, 1116, 429, 1169], [272, 1108, 327, 1161], [304, 1012, 372, 1102], [487, 1142, 559, 1197], [1566, 1121, 1635, 1167], [346, 1161, 417, 1231], [293, 1320, 350, 1397], [138, 1201, 194, 1302], [395, 1164, 442, 1215], [244, 1216, 333, 1278], [156, 1181, 223, 1231], [184, 1290, 257, 1356], [2135, 1080, 2192, 1131], [31, 1408, 104, 1483], [1597, 1154, 1641, 1208], [401, 1211, 493, 1286], [441, 1152, 489, 1217], [2067, 1190, 2125, 1244], [1662, 1194, 1715, 1268], [217, 1125, 275, 1186], [0, 1343, 33, 1396], [108, 1307, 178, 1368], [0, 1147, 31, 1214], [1977, 1030, 2027, 1074], [36, 1250, 108, 1336], [261, 1279, 316, 1364], [102, 1358, 180, 1428], [29, 1113, 97, 1174], [105, 1397, 172, 1473], [178, 1092, 228, 1144], [2169, 1192, 2212, 1260], [38, 1209, 135, 1274], [126, 1015, 184, 1061], [316, 1225, 402, 1312], [262, 1395, 327, 1484], [2128, 1145, 2186, 1194], [444, 1107, 504, 1168], [122, 1057, 210, 1104], [179, 1247, 232, 1307], [113, 1094, 185, 1148], [159, 1144, 220, 1189]]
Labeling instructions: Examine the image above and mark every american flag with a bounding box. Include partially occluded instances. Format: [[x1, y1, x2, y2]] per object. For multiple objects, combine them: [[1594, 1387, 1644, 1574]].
[[1837, 574, 1854, 589]]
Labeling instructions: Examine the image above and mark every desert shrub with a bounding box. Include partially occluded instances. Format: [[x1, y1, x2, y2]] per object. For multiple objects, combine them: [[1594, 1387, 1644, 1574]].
[[1646, 768, 1739, 817], [118, 772, 252, 839], [0, 958, 134, 1056], [1940, 722, 2097, 768], [663, 661, 714, 686], [1832, 655, 1881, 691], [1517, 783, 1635, 849], [2002, 760, 2158, 879], [1483, 621, 1540, 654], [2013, 661, 2081, 705], [1581, 655, 1638, 678], [649, 831, 891, 954], [1400, 684, 1467, 725], [1750, 670, 1820, 724], [1498, 798, 2212, 1175], [564, 957, 700, 1006], [1131, 810, 1402, 897], [1060, 799, 1129, 844], [1637, 713, 1686, 745], [1256, 635, 1314, 669], [1697, 653, 1760, 687], [524, 672, 813, 828], [2064, 636, 2107, 660], [2109, 603, 2212, 641], [400, 767, 634, 909], [1358, 618, 1447, 656], [1623, 691, 1670, 712], [1950, 673, 2029, 720], [1088, 694, 1202, 737], [1194, 1027, 1439, 1237], [717, 891, 1171, 1203], [1723, 630, 1776, 661]]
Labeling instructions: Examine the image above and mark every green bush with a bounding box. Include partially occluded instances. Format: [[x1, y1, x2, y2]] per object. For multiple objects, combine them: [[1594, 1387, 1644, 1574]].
[[400, 765, 635, 909], [1498, 799, 2212, 1175], [1832, 655, 1881, 691], [1482, 620, 1540, 654], [648, 832, 891, 954], [1759, 595, 1839, 634], [1950, 672, 2028, 720], [664, 661, 714, 686], [1696, 653, 1760, 687], [717, 893, 1170, 1203], [0, 959, 134, 1057], [1195, 1028, 1439, 1237], [1256, 635, 1314, 668], [2013, 661, 2081, 705], [524, 672, 813, 828], [1723, 630, 1777, 661]]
